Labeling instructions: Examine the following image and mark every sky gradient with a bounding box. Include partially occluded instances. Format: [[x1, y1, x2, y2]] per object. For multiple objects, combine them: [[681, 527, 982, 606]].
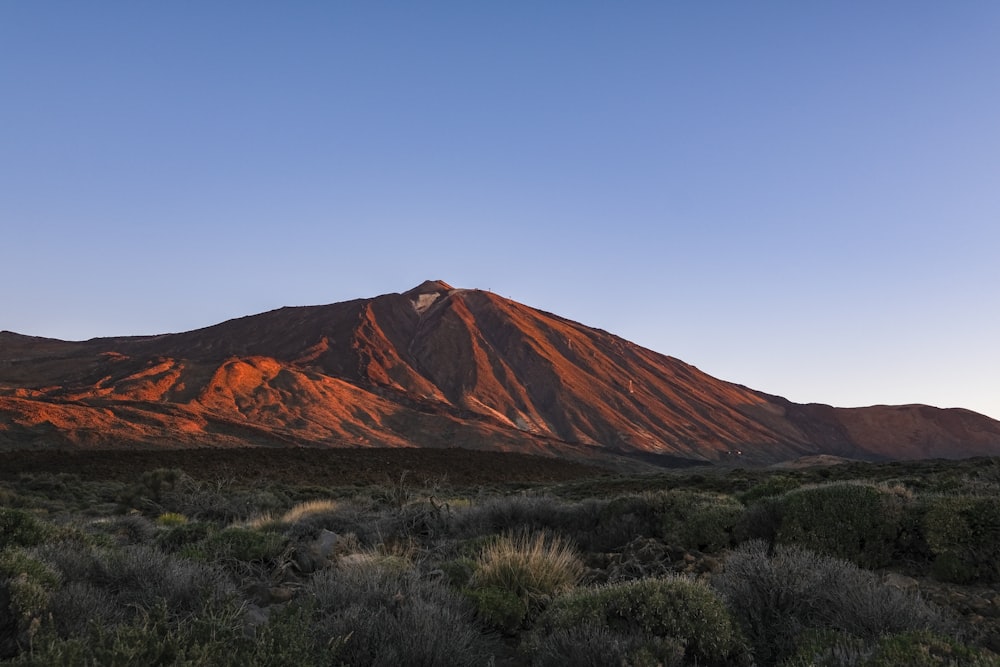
[[2, 2, 998, 420]]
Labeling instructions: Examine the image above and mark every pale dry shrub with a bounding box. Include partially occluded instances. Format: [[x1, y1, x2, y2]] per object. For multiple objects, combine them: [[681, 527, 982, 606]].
[[237, 512, 279, 531], [308, 560, 495, 666], [155, 512, 188, 527], [471, 531, 584, 605], [280, 499, 340, 524], [240, 499, 344, 532], [713, 540, 947, 665]]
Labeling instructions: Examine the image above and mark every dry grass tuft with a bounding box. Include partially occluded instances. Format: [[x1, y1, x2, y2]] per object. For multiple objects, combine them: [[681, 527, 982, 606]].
[[472, 531, 583, 603], [280, 499, 340, 524]]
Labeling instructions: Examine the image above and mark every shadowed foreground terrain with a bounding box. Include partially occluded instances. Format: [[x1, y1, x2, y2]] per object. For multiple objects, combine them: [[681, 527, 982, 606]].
[[2, 452, 999, 665], [0, 447, 608, 487]]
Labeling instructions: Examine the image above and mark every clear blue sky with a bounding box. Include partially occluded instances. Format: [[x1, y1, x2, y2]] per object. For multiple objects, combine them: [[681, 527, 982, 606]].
[[2, 2, 998, 419]]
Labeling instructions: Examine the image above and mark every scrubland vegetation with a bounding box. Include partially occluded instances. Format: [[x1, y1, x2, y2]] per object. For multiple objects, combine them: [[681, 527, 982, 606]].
[[2, 455, 999, 665]]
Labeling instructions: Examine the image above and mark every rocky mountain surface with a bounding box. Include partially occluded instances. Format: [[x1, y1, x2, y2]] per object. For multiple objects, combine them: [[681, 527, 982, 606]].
[[2, 280, 999, 464]]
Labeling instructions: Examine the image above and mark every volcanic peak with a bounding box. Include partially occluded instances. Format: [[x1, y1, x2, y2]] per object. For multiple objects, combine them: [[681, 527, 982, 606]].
[[2, 281, 1000, 464], [405, 280, 454, 295]]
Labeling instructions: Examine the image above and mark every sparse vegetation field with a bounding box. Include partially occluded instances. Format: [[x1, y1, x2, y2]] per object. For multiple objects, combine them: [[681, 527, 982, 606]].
[[1, 448, 999, 665]]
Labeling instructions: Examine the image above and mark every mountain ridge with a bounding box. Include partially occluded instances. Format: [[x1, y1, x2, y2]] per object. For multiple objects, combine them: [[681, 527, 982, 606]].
[[2, 282, 999, 465]]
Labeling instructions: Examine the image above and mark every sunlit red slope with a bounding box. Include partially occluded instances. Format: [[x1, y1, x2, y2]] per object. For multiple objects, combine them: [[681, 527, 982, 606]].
[[2, 280, 999, 463]]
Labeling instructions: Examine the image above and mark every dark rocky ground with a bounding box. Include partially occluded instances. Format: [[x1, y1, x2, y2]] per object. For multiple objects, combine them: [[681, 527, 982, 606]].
[[0, 446, 609, 487]]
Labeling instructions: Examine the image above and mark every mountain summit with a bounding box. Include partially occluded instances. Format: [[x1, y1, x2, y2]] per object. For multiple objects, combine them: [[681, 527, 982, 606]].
[[2, 282, 999, 464]]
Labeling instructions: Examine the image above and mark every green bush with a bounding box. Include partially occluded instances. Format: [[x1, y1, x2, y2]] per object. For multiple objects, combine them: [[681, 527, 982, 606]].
[[733, 496, 785, 546], [922, 494, 1000, 584], [0, 548, 62, 658], [117, 468, 183, 511], [439, 557, 476, 588], [594, 494, 665, 549], [154, 521, 212, 553], [186, 527, 288, 566], [713, 540, 946, 665], [103, 515, 156, 545], [658, 490, 745, 552], [737, 475, 802, 504], [0, 510, 50, 550], [867, 630, 1000, 667], [775, 482, 908, 568], [8, 599, 256, 667], [593, 490, 744, 553], [531, 623, 685, 667], [463, 585, 527, 634], [531, 576, 742, 665], [782, 629, 1000, 667]]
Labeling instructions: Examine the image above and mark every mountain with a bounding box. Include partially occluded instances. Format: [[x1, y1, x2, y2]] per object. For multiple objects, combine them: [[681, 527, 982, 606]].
[[2, 280, 999, 465]]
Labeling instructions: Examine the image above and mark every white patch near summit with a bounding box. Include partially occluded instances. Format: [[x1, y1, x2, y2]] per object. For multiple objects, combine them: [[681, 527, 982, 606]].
[[412, 292, 440, 314]]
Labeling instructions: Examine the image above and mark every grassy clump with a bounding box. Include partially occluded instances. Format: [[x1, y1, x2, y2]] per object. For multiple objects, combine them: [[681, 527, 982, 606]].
[[155, 512, 188, 527], [529, 576, 742, 666], [465, 531, 583, 633]]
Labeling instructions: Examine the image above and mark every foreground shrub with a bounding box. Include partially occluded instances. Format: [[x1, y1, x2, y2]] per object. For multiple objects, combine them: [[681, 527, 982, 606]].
[[102, 514, 156, 545], [922, 494, 1000, 584], [531, 623, 685, 667], [713, 540, 946, 665], [530, 576, 742, 665], [123, 471, 286, 523], [593, 494, 666, 550], [8, 599, 253, 667], [594, 490, 743, 553], [185, 527, 288, 571], [0, 548, 61, 657], [154, 521, 212, 553], [657, 490, 745, 552], [0, 510, 50, 550], [26, 542, 234, 637], [783, 629, 1000, 667], [307, 560, 495, 666], [775, 482, 908, 568]]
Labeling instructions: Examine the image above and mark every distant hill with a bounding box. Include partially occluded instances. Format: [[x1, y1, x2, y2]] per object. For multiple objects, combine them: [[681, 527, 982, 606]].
[[2, 280, 999, 465]]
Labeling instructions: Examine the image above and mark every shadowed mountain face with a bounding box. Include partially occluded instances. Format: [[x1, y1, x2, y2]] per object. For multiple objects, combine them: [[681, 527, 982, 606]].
[[2, 281, 999, 464]]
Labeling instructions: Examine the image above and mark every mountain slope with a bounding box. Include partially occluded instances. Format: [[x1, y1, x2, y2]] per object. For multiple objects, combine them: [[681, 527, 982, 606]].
[[2, 281, 999, 464]]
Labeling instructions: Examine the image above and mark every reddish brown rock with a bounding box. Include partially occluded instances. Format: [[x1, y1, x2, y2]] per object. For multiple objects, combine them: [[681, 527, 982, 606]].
[[2, 281, 999, 464]]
